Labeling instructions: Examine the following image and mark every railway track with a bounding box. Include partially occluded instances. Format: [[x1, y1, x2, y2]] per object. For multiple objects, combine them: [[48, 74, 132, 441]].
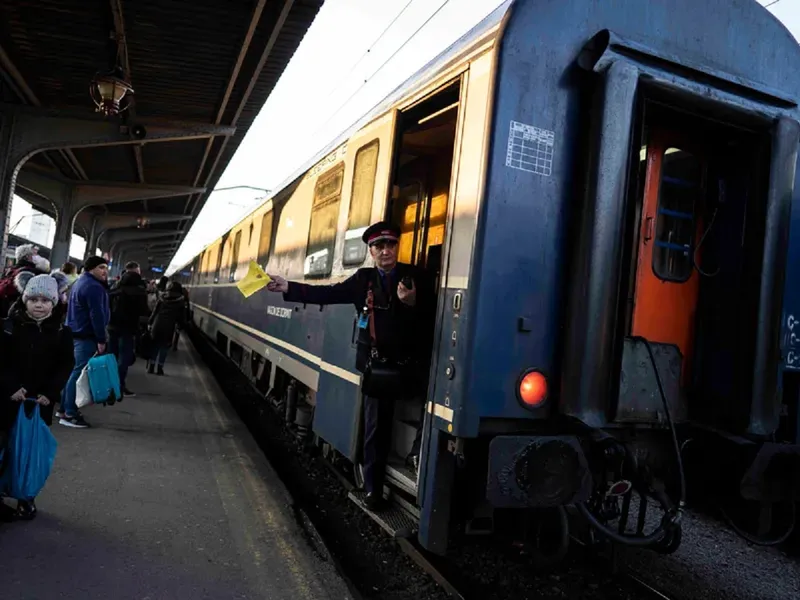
[[323, 457, 677, 600], [193, 326, 678, 600]]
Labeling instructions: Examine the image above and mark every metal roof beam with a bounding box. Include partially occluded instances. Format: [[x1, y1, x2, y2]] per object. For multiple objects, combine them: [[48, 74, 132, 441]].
[[105, 229, 182, 246], [97, 213, 191, 230], [182, 0, 293, 225], [16, 167, 206, 210], [1, 104, 236, 162], [0, 43, 88, 181]]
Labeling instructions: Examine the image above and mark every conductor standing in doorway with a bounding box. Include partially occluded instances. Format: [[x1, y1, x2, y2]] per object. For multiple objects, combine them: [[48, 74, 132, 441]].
[[266, 221, 435, 510]]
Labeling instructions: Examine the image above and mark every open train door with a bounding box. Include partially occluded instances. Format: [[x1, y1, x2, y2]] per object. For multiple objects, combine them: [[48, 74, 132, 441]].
[[631, 130, 708, 386], [312, 110, 398, 467]]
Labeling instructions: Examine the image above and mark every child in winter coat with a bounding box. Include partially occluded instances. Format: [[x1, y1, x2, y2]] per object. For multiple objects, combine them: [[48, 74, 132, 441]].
[[0, 271, 74, 520]]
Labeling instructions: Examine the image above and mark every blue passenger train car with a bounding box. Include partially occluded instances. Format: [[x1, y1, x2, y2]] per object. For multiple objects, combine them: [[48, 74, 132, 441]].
[[177, 0, 800, 558]]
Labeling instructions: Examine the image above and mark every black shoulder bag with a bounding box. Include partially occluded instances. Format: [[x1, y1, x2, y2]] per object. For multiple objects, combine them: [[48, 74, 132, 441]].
[[359, 271, 407, 400]]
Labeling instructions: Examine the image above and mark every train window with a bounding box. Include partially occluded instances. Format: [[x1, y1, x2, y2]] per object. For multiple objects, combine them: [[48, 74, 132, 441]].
[[652, 148, 702, 282], [305, 164, 344, 278], [213, 240, 224, 284], [257, 211, 274, 270], [201, 249, 210, 284], [229, 230, 242, 282], [248, 222, 254, 244], [344, 140, 379, 266]]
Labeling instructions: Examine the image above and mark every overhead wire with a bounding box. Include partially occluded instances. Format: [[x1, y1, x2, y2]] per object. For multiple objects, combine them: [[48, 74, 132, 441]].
[[323, 0, 416, 102], [309, 0, 454, 139], [764, 0, 785, 8]]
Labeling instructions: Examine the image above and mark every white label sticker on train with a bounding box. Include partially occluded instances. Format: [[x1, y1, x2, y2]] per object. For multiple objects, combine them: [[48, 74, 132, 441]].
[[505, 121, 554, 177], [267, 305, 292, 319]]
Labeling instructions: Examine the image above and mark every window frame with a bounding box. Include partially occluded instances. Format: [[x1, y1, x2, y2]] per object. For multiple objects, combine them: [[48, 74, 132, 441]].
[[213, 239, 225, 284], [343, 140, 380, 267], [257, 210, 274, 270], [229, 230, 243, 282], [304, 162, 345, 279], [651, 147, 702, 284]]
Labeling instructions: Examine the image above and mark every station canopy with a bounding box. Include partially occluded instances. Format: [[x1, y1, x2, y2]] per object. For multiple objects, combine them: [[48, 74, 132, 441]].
[[0, 0, 323, 269]]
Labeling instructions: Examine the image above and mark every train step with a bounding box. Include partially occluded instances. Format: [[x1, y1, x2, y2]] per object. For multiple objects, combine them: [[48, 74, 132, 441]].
[[348, 490, 418, 538]]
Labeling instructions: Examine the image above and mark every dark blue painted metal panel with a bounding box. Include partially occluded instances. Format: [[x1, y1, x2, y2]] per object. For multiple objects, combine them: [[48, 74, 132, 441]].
[[315, 370, 362, 460], [781, 154, 800, 373], [457, 0, 800, 432], [192, 283, 364, 458]]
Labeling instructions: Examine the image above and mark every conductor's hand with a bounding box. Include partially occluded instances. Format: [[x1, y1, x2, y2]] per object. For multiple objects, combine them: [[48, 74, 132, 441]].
[[397, 280, 416, 307], [266, 275, 289, 294]]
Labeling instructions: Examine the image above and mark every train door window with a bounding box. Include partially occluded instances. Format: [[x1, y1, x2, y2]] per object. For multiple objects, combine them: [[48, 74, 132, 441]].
[[653, 148, 702, 282], [344, 140, 380, 266], [257, 211, 274, 270], [392, 182, 424, 265], [305, 164, 344, 278], [229, 230, 242, 282]]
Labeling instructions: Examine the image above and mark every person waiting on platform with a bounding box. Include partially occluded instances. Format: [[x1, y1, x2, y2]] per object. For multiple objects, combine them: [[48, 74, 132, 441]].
[[108, 261, 149, 396], [147, 281, 187, 376], [0, 272, 74, 520], [58, 256, 110, 429], [266, 221, 435, 510]]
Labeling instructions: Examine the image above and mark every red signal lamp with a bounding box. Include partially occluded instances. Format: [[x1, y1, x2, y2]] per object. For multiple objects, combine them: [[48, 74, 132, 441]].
[[517, 369, 548, 408]]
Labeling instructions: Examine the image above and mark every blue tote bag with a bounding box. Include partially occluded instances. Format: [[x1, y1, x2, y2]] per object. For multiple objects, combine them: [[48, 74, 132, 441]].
[[0, 400, 57, 500]]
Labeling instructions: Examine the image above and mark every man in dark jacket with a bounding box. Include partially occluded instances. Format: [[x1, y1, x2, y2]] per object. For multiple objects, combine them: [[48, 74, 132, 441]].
[[108, 261, 149, 396], [267, 221, 436, 509], [58, 256, 110, 428]]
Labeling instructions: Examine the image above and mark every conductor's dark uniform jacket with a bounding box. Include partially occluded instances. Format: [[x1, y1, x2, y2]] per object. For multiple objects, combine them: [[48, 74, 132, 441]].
[[282, 263, 435, 495]]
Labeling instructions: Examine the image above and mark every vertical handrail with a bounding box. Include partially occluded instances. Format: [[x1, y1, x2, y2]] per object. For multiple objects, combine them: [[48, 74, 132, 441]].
[[749, 117, 800, 435]]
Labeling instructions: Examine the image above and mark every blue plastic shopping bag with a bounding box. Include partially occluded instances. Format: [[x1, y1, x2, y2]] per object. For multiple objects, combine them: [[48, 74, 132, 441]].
[[0, 400, 57, 500]]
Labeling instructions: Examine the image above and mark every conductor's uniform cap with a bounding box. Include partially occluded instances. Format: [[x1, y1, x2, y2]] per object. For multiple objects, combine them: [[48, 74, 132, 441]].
[[362, 222, 401, 246]]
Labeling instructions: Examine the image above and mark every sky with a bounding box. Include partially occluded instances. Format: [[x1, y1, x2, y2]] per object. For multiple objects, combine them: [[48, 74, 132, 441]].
[[9, 0, 797, 272]]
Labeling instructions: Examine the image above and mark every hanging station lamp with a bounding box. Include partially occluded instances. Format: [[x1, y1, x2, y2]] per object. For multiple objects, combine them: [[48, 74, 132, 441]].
[[89, 66, 134, 116]]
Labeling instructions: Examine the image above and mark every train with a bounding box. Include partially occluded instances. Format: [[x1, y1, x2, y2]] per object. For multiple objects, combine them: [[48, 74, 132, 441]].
[[176, 0, 800, 560]]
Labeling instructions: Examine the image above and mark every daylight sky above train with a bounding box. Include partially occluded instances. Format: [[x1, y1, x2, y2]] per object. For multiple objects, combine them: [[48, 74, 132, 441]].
[[11, 0, 795, 270]]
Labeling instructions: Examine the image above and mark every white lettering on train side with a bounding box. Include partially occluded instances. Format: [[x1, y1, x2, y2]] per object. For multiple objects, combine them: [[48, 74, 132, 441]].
[[267, 305, 292, 319]]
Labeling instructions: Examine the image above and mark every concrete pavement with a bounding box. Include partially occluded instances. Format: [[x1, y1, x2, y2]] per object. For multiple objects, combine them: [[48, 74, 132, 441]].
[[0, 337, 352, 600]]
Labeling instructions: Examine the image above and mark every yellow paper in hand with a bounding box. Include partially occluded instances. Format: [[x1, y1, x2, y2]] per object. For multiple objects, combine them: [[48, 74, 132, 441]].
[[236, 261, 271, 298]]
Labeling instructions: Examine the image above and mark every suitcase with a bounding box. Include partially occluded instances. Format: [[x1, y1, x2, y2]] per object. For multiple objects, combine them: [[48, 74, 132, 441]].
[[86, 354, 121, 405]]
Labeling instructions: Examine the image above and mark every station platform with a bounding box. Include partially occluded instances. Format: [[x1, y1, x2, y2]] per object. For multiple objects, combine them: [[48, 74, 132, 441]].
[[0, 338, 352, 600]]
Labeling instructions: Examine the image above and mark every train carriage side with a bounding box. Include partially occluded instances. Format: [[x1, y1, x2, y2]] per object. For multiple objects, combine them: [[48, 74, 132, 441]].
[[425, 0, 800, 554], [182, 0, 800, 560]]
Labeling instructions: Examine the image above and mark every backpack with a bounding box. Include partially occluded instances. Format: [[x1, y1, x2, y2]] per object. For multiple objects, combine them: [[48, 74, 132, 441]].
[[0, 266, 24, 301]]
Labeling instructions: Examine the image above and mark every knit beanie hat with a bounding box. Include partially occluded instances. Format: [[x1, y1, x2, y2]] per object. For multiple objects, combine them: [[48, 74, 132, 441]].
[[84, 256, 109, 271], [16, 273, 59, 304], [15, 243, 36, 263]]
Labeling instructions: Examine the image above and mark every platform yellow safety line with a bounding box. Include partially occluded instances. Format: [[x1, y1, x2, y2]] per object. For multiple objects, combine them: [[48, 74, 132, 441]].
[[182, 339, 319, 600]]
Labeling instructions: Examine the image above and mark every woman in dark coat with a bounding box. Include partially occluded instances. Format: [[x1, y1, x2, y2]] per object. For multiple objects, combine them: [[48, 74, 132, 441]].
[[147, 281, 187, 375], [0, 271, 74, 520]]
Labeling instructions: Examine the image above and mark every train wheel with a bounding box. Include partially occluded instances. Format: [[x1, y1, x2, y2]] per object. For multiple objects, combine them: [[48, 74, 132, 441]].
[[525, 507, 570, 571]]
